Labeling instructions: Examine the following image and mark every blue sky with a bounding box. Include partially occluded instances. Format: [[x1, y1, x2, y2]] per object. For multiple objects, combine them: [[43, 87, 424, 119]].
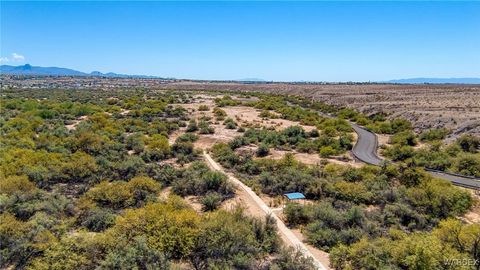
[[1, 1, 479, 81]]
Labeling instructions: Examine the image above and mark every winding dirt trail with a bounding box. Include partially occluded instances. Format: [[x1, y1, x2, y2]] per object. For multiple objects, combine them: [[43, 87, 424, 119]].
[[203, 152, 330, 270]]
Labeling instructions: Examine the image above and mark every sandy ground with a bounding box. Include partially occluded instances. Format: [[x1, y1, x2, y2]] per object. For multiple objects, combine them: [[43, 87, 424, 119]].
[[65, 115, 87, 130], [462, 190, 480, 224], [184, 195, 203, 213], [377, 134, 390, 147], [172, 97, 321, 150], [203, 152, 331, 270], [291, 229, 331, 269], [156, 82, 480, 139], [12, 78, 480, 138], [158, 187, 172, 200], [171, 99, 243, 149], [235, 142, 362, 168], [172, 96, 360, 171], [265, 148, 362, 168], [222, 106, 316, 132]]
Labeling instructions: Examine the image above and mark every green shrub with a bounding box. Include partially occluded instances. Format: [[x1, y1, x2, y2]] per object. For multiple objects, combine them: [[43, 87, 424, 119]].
[[319, 146, 337, 157], [383, 145, 414, 161], [284, 203, 312, 226], [198, 120, 214, 134], [175, 133, 199, 143], [213, 107, 227, 118], [419, 128, 449, 142], [457, 134, 480, 153], [256, 144, 270, 157], [198, 105, 210, 111], [224, 118, 237, 129], [79, 208, 116, 232], [390, 131, 417, 146], [454, 153, 480, 177], [201, 192, 223, 211], [186, 119, 198, 132]]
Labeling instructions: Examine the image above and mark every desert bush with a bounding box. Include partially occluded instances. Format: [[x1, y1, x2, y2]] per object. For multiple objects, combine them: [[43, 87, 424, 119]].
[[256, 143, 270, 157], [419, 128, 449, 142], [175, 133, 199, 143], [85, 176, 160, 209], [454, 153, 480, 177], [198, 105, 210, 111], [383, 145, 414, 161], [79, 207, 116, 232], [457, 134, 480, 153], [186, 119, 198, 132], [390, 131, 417, 146], [172, 161, 234, 199], [201, 192, 223, 211], [213, 107, 227, 120], [224, 118, 237, 129], [198, 120, 215, 134], [319, 146, 337, 157]]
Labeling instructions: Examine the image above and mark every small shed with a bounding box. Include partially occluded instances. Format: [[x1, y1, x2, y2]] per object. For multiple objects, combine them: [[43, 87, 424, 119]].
[[284, 192, 306, 201]]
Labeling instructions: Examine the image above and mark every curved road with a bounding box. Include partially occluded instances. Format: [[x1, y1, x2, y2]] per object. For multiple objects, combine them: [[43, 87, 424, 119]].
[[350, 123, 383, 166], [314, 110, 382, 165], [348, 119, 480, 189], [309, 107, 480, 189]]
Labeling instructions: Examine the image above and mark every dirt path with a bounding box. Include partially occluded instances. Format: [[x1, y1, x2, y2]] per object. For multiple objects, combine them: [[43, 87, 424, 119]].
[[203, 152, 330, 270]]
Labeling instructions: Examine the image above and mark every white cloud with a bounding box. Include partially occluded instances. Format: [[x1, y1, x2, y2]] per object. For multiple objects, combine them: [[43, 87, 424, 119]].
[[12, 53, 25, 61], [0, 53, 26, 63]]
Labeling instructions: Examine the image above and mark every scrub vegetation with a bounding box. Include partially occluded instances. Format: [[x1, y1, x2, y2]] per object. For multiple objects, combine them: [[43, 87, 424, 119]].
[[0, 89, 316, 269], [1, 88, 479, 269], [209, 94, 480, 269]]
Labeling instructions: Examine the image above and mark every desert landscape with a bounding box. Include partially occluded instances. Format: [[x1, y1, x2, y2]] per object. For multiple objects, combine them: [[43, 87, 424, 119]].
[[2, 1, 479, 269], [156, 81, 480, 140], [5, 76, 478, 139], [1, 84, 479, 270]]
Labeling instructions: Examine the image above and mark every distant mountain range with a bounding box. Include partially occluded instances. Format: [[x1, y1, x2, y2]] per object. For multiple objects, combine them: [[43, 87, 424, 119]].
[[0, 64, 162, 78], [1, 64, 479, 84], [386, 77, 480, 84], [235, 78, 267, 82]]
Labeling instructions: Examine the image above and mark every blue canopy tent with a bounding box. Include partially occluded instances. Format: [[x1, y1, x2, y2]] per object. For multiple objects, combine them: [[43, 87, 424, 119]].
[[284, 192, 306, 200]]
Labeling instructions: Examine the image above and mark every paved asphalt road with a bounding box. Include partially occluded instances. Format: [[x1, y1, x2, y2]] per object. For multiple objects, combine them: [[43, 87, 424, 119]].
[[348, 120, 480, 189], [315, 110, 383, 165], [350, 123, 383, 166], [311, 107, 480, 189], [426, 170, 480, 189]]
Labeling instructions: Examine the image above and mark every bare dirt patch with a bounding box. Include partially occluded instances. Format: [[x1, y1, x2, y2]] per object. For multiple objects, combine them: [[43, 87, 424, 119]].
[[462, 190, 480, 224], [291, 229, 332, 269], [377, 134, 390, 147], [203, 152, 330, 269], [184, 195, 204, 213], [159, 82, 480, 139], [173, 98, 319, 150], [158, 187, 172, 201], [265, 148, 362, 168], [223, 106, 316, 132], [13, 78, 480, 138], [65, 115, 87, 131]]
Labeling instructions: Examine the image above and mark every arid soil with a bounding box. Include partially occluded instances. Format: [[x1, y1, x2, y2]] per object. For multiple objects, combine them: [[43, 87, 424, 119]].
[[172, 95, 357, 166], [14, 76, 479, 138], [171, 95, 317, 150], [65, 115, 88, 130], [203, 152, 331, 269], [462, 190, 480, 224], [159, 82, 480, 139]]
